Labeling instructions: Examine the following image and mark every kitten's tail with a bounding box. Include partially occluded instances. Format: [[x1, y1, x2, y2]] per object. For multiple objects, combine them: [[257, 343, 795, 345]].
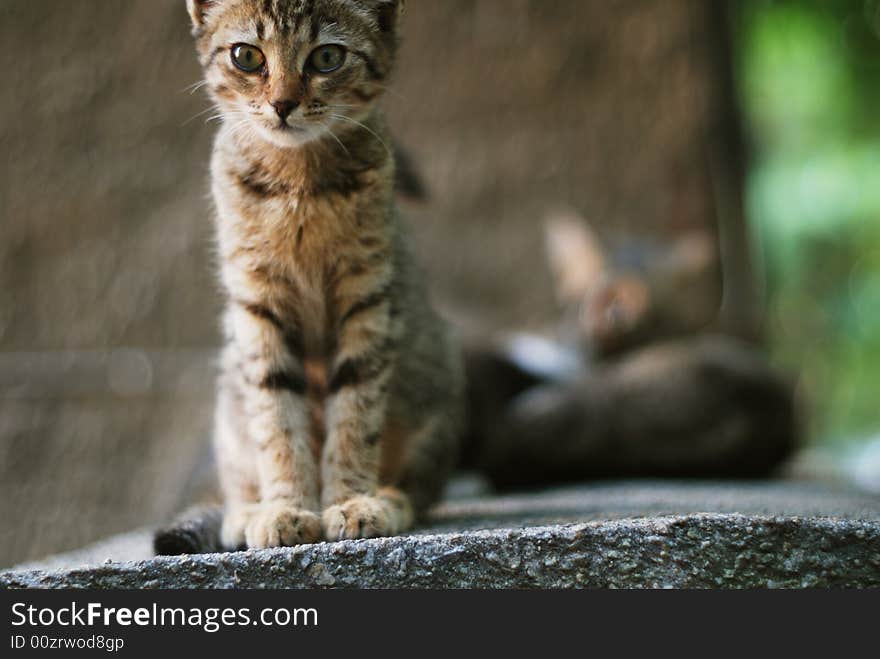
[[153, 504, 224, 556]]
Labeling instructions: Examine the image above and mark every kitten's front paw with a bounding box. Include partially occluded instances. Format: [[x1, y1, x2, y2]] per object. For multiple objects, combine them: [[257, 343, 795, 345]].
[[322, 495, 400, 541], [221, 505, 257, 551], [245, 502, 321, 549]]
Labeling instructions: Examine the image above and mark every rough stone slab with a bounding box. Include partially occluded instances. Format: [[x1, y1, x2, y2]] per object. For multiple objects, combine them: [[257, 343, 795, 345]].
[[3, 482, 880, 589], [3, 516, 880, 589]]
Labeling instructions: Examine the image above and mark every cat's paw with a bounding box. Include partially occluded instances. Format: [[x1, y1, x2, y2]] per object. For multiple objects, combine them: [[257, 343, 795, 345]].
[[244, 502, 321, 549], [220, 505, 256, 551], [322, 492, 410, 541]]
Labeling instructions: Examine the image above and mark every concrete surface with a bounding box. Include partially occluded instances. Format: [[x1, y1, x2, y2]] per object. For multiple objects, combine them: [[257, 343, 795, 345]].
[[3, 481, 880, 588]]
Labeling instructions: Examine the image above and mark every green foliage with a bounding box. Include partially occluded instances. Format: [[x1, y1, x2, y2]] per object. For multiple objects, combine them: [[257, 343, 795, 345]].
[[734, 0, 880, 443]]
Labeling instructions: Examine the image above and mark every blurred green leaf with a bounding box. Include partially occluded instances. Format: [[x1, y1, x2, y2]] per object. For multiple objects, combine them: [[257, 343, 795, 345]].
[[735, 0, 880, 445]]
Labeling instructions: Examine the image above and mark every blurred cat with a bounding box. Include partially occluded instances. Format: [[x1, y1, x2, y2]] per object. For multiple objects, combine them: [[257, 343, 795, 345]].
[[463, 214, 798, 487], [544, 211, 717, 358]]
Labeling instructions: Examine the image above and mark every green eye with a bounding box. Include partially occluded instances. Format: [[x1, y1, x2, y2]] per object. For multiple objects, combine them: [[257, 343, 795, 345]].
[[309, 45, 346, 73], [231, 44, 266, 73]]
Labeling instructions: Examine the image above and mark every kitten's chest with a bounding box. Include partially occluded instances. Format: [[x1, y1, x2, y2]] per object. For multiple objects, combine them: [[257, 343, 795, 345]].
[[216, 190, 353, 350], [211, 137, 390, 354]]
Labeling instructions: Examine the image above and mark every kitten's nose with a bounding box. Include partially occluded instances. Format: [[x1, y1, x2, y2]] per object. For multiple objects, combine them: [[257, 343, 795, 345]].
[[271, 99, 299, 121]]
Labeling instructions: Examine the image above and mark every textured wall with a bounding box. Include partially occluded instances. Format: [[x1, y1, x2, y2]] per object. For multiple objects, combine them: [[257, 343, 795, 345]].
[[0, 0, 738, 565]]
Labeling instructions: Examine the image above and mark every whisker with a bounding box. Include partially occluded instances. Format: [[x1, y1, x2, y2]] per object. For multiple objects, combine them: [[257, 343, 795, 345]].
[[182, 104, 221, 127], [315, 120, 351, 158], [226, 118, 254, 142], [206, 110, 249, 125], [328, 113, 391, 156], [180, 79, 208, 94]]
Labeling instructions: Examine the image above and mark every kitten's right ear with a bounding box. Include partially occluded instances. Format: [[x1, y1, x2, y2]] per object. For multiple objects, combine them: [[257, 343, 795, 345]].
[[365, 0, 406, 33], [186, 0, 220, 30]]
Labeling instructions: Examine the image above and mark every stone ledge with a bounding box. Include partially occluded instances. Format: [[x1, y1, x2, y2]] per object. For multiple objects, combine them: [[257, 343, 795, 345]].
[[4, 482, 880, 589], [2, 515, 879, 589]]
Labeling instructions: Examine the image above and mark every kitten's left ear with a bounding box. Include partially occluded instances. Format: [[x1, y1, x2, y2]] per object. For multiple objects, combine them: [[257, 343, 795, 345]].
[[186, 0, 221, 30]]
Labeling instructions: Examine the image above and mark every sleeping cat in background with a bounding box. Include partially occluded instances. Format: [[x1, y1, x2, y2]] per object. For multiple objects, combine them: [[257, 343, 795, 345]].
[[156, 0, 464, 553], [543, 211, 717, 358], [156, 0, 798, 554], [463, 214, 797, 487]]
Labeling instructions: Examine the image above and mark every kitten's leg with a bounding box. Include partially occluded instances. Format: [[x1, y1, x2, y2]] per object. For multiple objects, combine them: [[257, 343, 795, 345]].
[[320, 288, 407, 540], [321, 366, 402, 539], [214, 373, 260, 550], [225, 303, 322, 549], [323, 409, 459, 539], [322, 413, 459, 539]]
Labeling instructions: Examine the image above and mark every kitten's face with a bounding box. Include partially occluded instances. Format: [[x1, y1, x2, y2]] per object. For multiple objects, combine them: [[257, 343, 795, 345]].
[[187, 0, 402, 148]]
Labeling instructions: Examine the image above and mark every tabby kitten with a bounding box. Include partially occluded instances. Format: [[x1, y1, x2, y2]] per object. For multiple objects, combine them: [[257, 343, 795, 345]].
[[181, 0, 463, 550]]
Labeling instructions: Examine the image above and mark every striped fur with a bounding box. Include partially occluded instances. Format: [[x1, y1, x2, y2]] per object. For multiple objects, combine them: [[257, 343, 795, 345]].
[[173, 0, 464, 551]]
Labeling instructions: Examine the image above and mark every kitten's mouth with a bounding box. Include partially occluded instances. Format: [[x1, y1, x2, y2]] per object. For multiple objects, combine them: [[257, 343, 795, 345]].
[[256, 118, 323, 148], [275, 120, 306, 133]]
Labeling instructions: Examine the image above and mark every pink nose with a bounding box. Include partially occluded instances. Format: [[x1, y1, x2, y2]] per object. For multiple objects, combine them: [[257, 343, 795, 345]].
[[271, 99, 299, 120]]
